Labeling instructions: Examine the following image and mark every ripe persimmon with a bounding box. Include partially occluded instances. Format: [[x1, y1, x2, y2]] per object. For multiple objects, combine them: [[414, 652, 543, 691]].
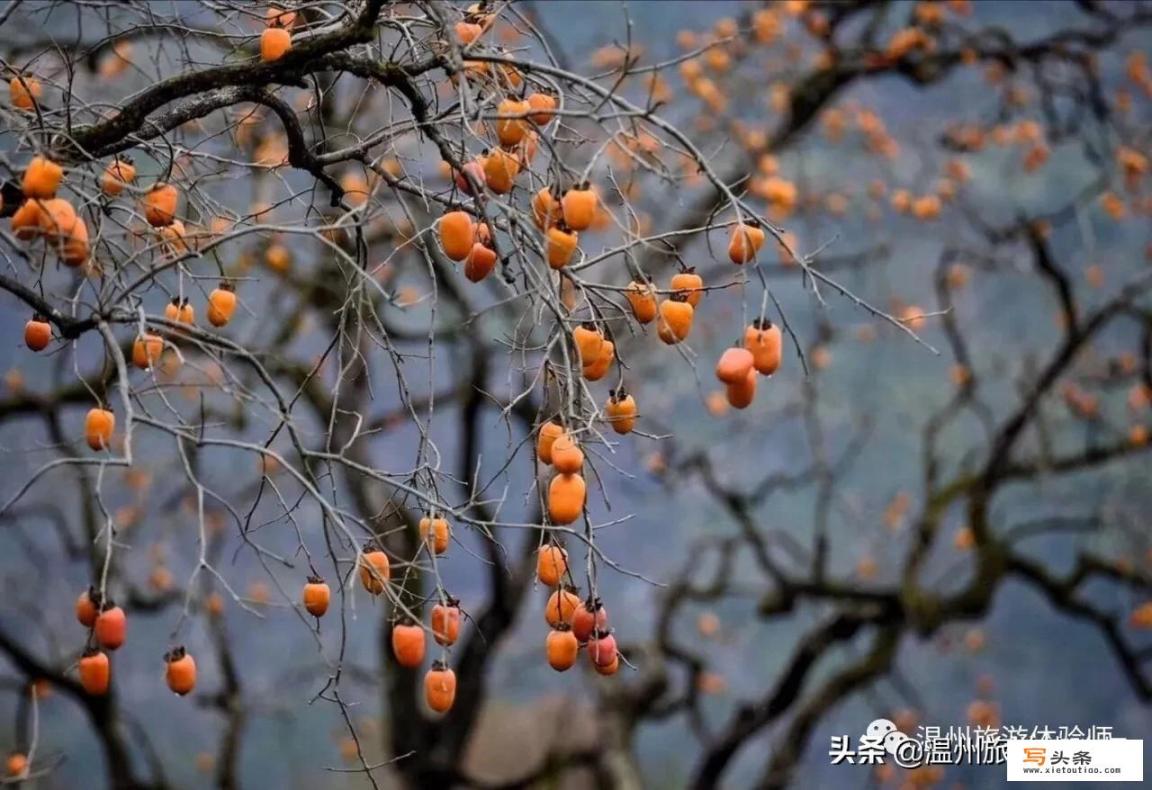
[[165, 646, 196, 696], [24, 315, 50, 352], [728, 222, 766, 264], [582, 339, 614, 381], [392, 619, 426, 668], [419, 515, 451, 555], [548, 472, 586, 525], [11, 199, 42, 240], [454, 159, 486, 194], [546, 625, 579, 671], [715, 347, 755, 384], [588, 629, 617, 668], [5, 753, 27, 778], [79, 648, 110, 695], [537, 420, 564, 464], [550, 433, 584, 474], [101, 158, 136, 196], [76, 587, 100, 627], [527, 92, 557, 126], [456, 21, 483, 45], [725, 368, 757, 409], [132, 333, 164, 370], [495, 98, 530, 146], [546, 225, 578, 269], [95, 603, 126, 650], [22, 155, 63, 199], [439, 210, 475, 261], [744, 320, 782, 375], [207, 283, 237, 327], [571, 597, 608, 642], [424, 661, 456, 713], [670, 270, 703, 307], [142, 182, 178, 226], [359, 547, 391, 594], [545, 585, 580, 627], [482, 147, 520, 194], [625, 280, 658, 323], [85, 407, 115, 451], [9, 75, 41, 111], [657, 295, 694, 344], [532, 186, 558, 229], [303, 577, 330, 617], [464, 242, 497, 282], [261, 26, 292, 62], [605, 390, 637, 434], [536, 544, 568, 586], [572, 323, 605, 365], [561, 183, 596, 230], [431, 599, 461, 646]]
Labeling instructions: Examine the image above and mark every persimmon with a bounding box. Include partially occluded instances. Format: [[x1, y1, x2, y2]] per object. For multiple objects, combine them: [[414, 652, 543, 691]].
[[164, 299, 181, 322], [11, 199, 42, 239], [419, 515, 451, 554], [728, 222, 766, 264], [464, 242, 497, 282], [537, 420, 564, 464], [158, 219, 188, 256], [605, 389, 637, 434], [546, 625, 579, 671], [79, 648, 110, 695], [9, 75, 41, 111], [101, 157, 136, 196], [57, 216, 89, 267], [715, 347, 755, 384], [165, 646, 197, 696], [207, 282, 237, 327], [95, 603, 126, 650], [545, 225, 578, 269], [536, 544, 568, 586], [85, 407, 115, 451], [22, 155, 63, 199], [5, 753, 27, 778], [439, 210, 475, 261], [482, 147, 520, 194], [545, 585, 580, 627], [263, 244, 290, 271], [744, 319, 782, 375], [588, 629, 617, 668], [265, 5, 296, 27], [37, 197, 77, 240], [657, 295, 694, 344], [550, 433, 584, 474], [76, 587, 100, 627], [455, 21, 483, 45], [571, 597, 608, 642], [24, 315, 51, 352], [454, 159, 486, 195], [359, 547, 390, 594], [561, 183, 596, 230], [495, 98, 530, 146], [582, 339, 614, 382], [670, 269, 704, 307], [527, 92, 557, 125], [431, 599, 461, 646], [132, 333, 164, 370], [392, 619, 426, 668], [178, 299, 195, 324], [424, 661, 456, 713], [625, 280, 658, 323], [142, 182, 178, 226], [725, 368, 757, 409], [261, 26, 292, 62], [532, 186, 558, 229], [572, 323, 605, 364], [303, 576, 330, 617], [548, 472, 586, 525]]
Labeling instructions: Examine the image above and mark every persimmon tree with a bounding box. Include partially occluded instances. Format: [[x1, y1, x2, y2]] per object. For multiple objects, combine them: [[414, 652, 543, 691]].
[[0, 1, 1150, 788]]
